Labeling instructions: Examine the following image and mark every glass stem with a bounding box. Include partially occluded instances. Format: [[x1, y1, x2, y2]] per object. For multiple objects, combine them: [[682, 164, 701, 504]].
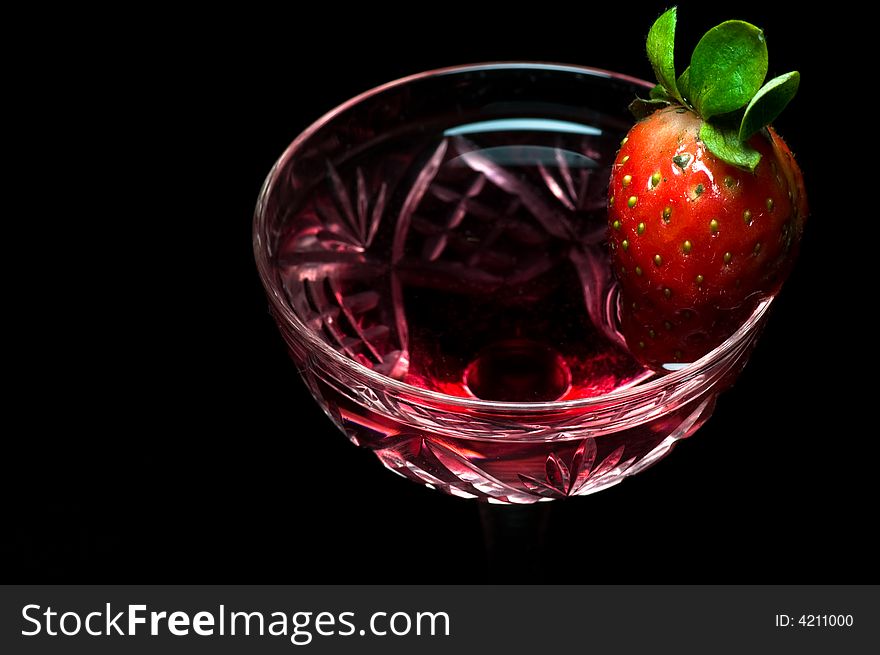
[[478, 502, 552, 582]]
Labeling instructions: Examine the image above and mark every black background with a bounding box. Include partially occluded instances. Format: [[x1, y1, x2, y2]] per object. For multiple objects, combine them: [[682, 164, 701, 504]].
[[8, 2, 874, 582]]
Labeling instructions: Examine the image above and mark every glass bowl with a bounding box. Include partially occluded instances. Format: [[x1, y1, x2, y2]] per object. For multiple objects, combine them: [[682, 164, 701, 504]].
[[253, 63, 772, 504]]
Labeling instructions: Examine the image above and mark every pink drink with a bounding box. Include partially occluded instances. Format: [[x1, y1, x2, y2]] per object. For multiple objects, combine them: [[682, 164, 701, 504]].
[[258, 65, 769, 503]]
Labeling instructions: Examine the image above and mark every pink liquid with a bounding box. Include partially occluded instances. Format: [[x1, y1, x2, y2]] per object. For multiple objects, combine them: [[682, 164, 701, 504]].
[[274, 119, 714, 502]]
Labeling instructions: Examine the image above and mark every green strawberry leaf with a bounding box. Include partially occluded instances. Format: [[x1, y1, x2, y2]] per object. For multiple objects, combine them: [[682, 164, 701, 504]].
[[677, 66, 691, 104], [700, 121, 761, 171], [738, 71, 800, 140], [689, 20, 768, 119], [649, 84, 673, 101], [646, 7, 684, 104]]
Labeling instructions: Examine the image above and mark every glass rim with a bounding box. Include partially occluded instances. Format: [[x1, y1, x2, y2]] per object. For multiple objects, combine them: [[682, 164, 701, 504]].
[[253, 61, 772, 413]]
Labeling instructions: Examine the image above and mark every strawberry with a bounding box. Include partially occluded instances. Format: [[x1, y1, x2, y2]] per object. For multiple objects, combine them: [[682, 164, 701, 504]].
[[608, 8, 807, 369]]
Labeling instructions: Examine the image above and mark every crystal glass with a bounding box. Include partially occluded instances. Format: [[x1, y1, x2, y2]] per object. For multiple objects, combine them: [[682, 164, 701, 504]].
[[253, 63, 772, 504]]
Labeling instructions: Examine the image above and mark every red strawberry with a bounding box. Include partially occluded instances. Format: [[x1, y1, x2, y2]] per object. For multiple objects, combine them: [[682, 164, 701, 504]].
[[608, 9, 807, 368]]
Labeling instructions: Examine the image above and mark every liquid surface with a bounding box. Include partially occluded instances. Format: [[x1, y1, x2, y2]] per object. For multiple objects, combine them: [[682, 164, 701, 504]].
[[276, 118, 655, 402]]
